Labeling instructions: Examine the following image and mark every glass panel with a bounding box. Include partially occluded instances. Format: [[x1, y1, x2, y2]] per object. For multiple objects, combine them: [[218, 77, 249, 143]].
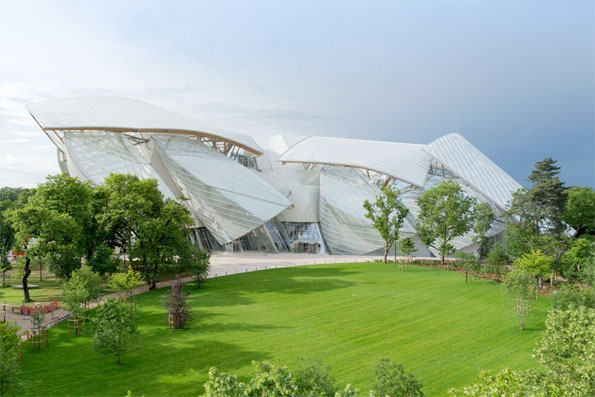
[[64, 131, 175, 199], [152, 134, 290, 244]]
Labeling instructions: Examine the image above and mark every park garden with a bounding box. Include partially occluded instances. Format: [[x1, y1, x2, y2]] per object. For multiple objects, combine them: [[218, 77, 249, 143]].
[[0, 157, 593, 396]]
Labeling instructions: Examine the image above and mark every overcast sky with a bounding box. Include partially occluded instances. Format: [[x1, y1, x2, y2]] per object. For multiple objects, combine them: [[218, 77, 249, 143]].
[[0, 0, 593, 188]]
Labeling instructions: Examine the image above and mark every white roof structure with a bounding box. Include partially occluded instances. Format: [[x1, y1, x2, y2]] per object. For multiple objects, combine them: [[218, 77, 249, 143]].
[[277, 136, 432, 187], [27, 96, 523, 257], [27, 97, 263, 155], [424, 133, 522, 210]]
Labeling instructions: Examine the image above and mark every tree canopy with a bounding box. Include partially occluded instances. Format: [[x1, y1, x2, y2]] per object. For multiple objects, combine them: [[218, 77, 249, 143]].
[[363, 186, 409, 263], [563, 186, 595, 237], [416, 180, 476, 266]]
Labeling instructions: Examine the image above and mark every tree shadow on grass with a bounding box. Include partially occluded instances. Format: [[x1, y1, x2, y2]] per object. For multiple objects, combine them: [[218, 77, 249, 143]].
[[26, 338, 271, 397], [228, 266, 361, 296], [522, 308, 549, 332], [140, 310, 290, 335]]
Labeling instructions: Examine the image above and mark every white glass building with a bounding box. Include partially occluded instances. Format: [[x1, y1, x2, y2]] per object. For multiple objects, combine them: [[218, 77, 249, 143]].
[[28, 97, 521, 256]]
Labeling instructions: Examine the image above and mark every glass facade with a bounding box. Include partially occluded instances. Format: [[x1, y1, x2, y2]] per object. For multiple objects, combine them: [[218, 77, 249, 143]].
[[319, 167, 384, 255], [31, 98, 523, 258], [282, 222, 327, 254], [152, 134, 291, 245], [65, 131, 176, 199]]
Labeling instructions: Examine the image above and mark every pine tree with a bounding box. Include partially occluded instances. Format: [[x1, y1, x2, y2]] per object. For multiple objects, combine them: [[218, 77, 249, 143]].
[[526, 157, 567, 233]]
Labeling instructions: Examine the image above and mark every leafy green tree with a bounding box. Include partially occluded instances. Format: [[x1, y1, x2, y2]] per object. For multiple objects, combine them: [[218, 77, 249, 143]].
[[7, 203, 80, 301], [416, 180, 476, 267], [0, 262, 10, 288], [563, 186, 595, 237], [374, 358, 424, 397], [31, 174, 101, 262], [98, 174, 162, 278], [398, 237, 415, 258], [87, 243, 120, 275], [471, 202, 495, 259], [397, 237, 415, 270], [454, 251, 480, 284], [109, 268, 145, 299], [0, 205, 15, 288], [130, 200, 194, 289], [164, 277, 191, 329], [513, 249, 553, 288], [0, 322, 22, 396], [364, 186, 410, 263], [502, 269, 536, 330], [504, 158, 569, 270], [92, 298, 138, 364], [484, 243, 509, 282], [188, 247, 211, 288], [561, 237, 594, 281], [63, 265, 102, 324], [0, 188, 31, 287], [534, 307, 595, 395], [447, 368, 550, 396], [99, 174, 193, 288]]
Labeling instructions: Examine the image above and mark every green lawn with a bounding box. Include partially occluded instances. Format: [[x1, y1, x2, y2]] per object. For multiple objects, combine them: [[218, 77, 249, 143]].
[[0, 270, 62, 305], [19, 263, 550, 396]]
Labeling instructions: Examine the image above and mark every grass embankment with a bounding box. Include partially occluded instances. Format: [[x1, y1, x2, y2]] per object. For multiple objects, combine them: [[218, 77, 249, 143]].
[[19, 263, 550, 396]]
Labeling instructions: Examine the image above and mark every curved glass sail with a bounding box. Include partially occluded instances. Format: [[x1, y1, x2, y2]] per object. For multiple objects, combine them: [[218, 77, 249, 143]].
[[319, 167, 385, 255], [152, 134, 291, 244], [64, 131, 175, 199]]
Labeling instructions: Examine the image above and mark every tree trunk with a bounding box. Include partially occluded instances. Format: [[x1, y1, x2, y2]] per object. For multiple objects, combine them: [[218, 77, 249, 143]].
[[150, 264, 157, 290], [39, 262, 43, 281], [142, 255, 151, 287], [441, 253, 446, 269], [23, 257, 31, 302], [383, 242, 388, 263], [465, 271, 468, 284], [2, 271, 5, 287]]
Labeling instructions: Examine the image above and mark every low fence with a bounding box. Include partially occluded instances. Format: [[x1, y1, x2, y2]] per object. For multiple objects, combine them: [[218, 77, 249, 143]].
[[20, 301, 59, 315]]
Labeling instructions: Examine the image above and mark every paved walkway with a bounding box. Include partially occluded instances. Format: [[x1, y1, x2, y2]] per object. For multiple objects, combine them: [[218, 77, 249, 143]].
[[3, 253, 439, 337]]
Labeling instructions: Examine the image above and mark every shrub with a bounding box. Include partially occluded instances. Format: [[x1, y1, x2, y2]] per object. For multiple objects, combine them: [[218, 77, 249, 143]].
[[577, 251, 595, 287], [485, 243, 509, 281], [164, 277, 191, 329], [0, 323, 22, 395], [533, 307, 595, 395], [374, 358, 424, 397], [203, 367, 245, 397], [203, 359, 341, 397], [294, 357, 337, 396], [447, 368, 549, 396], [551, 285, 595, 310]]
